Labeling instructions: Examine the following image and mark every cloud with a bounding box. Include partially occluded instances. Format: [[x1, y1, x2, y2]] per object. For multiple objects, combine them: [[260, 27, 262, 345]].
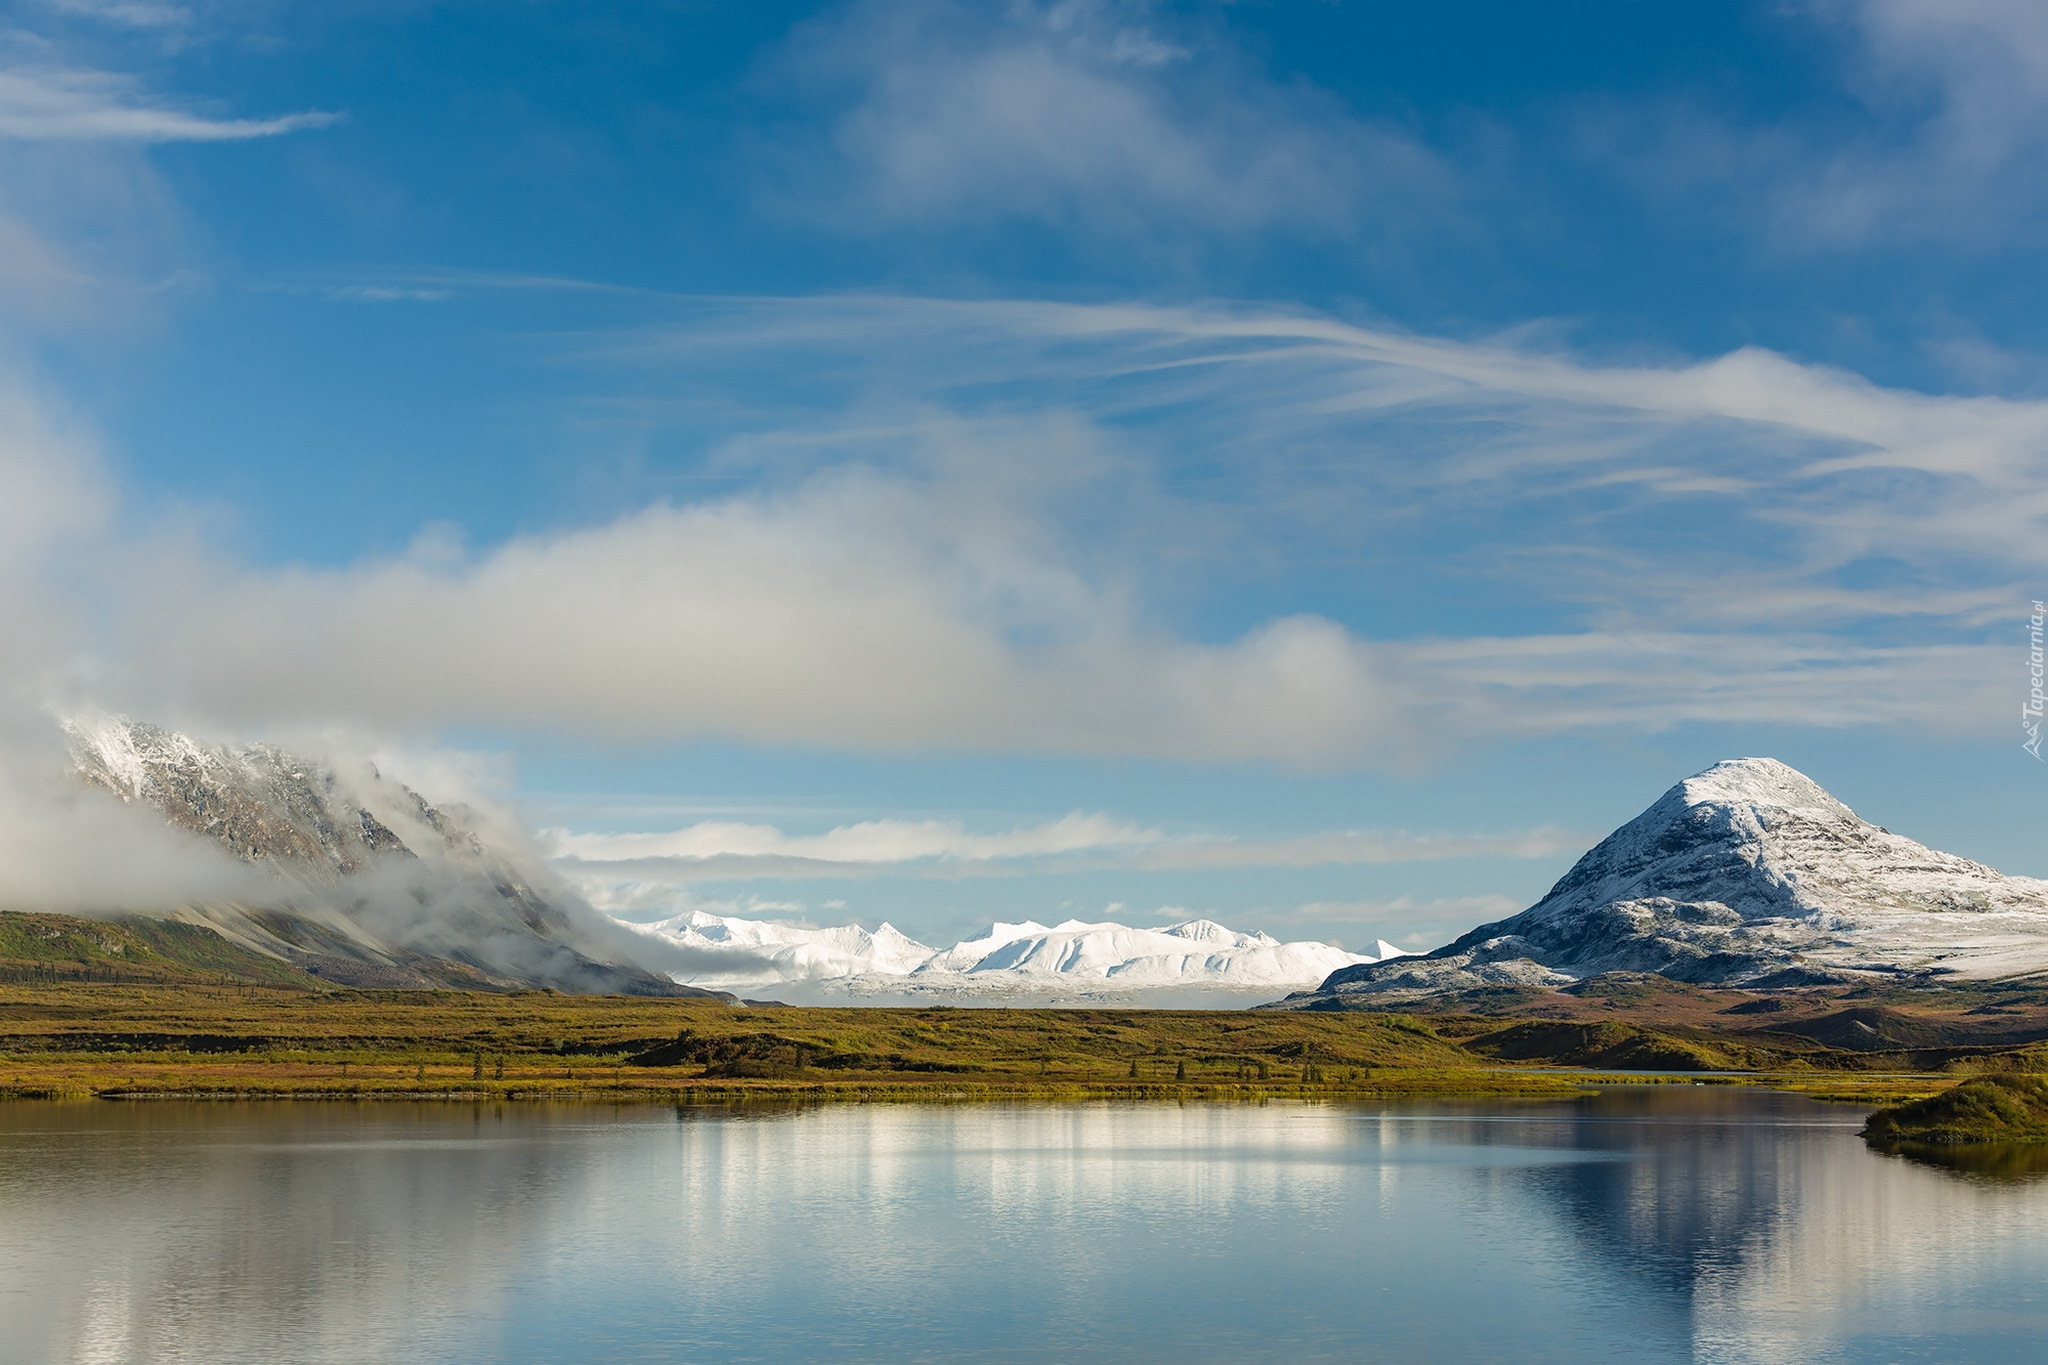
[[545, 294, 2045, 732], [0, 380, 109, 693], [35, 0, 191, 29], [0, 65, 335, 141], [1776, 0, 2048, 244], [545, 812, 1589, 883], [550, 811, 1156, 865], [1592, 1, 2048, 250], [0, 725, 276, 913], [66, 288, 2045, 758], [762, 0, 1450, 242], [106, 454, 1393, 762], [0, 49, 330, 329]]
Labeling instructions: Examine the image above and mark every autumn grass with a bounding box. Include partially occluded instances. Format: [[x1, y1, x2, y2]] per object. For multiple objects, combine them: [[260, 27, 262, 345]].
[[0, 981, 1971, 1108], [1862, 1074, 2048, 1145], [0, 982, 1571, 1102]]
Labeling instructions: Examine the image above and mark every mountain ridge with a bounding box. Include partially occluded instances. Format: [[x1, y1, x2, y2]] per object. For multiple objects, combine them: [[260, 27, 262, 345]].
[[61, 716, 724, 997], [1273, 757, 2048, 1008], [625, 907, 1394, 1005]]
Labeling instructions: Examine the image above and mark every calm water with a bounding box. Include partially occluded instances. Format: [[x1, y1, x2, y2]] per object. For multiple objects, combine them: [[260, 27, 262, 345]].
[[1, 1089, 2044, 1363]]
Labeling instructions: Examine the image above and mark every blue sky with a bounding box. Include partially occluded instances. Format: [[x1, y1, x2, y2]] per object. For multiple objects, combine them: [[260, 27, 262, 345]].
[[4, 0, 2047, 952]]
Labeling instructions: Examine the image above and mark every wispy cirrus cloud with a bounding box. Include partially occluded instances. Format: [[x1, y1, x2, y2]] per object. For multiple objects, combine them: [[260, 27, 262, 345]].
[[0, 65, 334, 141], [81, 290, 2047, 759], [535, 293, 2042, 734]]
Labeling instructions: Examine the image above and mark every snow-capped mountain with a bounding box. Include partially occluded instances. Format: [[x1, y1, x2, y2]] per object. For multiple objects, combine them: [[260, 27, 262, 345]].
[[628, 909, 938, 989], [1277, 757, 2048, 1006], [626, 909, 1387, 1005], [65, 715, 710, 996]]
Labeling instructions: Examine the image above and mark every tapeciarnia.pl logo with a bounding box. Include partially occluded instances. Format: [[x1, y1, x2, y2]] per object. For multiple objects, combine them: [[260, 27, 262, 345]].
[[2028, 599, 2046, 761]]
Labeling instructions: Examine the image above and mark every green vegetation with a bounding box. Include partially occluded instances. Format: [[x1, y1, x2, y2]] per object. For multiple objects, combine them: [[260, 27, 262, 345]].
[[0, 982, 1613, 1102], [0, 912, 317, 988], [1463, 1021, 1765, 1071], [0, 979, 1971, 1107], [6, 911, 2047, 1109], [1863, 1075, 2048, 1146]]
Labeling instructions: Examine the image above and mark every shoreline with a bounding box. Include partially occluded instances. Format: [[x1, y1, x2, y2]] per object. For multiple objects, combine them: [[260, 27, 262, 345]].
[[0, 1068, 1931, 1106]]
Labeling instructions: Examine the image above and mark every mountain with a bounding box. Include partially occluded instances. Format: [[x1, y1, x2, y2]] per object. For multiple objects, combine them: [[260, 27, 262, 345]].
[[625, 910, 1381, 1005], [1275, 757, 2048, 1008], [64, 716, 718, 996], [0, 910, 324, 987], [628, 909, 939, 990]]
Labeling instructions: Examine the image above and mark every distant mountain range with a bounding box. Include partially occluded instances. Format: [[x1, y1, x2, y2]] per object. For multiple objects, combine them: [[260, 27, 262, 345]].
[[625, 909, 1405, 1005], [48, 716, 1399, 1004], [63, 716, 716, 997], [1276, 757, 2048, 1009]]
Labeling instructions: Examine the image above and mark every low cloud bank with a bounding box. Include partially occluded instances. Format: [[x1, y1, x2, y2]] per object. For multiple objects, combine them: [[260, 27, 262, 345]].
[[546, 813, 1586, 884], [106, 478, 1391, 763]]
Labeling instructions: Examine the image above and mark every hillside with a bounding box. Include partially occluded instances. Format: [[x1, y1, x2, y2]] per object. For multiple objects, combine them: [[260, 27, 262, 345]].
[[62, 717, 716, 997], [0, 912, 321, 988], [1278, 758, 2048, 1007], [1864, 1075, 2048, 1146]]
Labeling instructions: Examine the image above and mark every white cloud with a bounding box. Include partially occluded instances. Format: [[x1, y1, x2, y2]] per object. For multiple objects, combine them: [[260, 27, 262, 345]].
[[545, 812, 1588, 882], [0, 66, 334, 141], [551, 811, 1155, 864], [1775, 0, 2048, 243], [0, 380, 108, 691], [765, 0, 1450, 240], [106, 455, 1392, 761], [36, 0, 190, 27], [1599, 1, 2048, 250], [565, 294, 2046, 731], [77, 290, 2048, 757]]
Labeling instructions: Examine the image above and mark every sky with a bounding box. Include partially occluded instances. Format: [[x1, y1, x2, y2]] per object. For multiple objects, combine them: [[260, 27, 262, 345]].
[[2, 0, 2047, 954]]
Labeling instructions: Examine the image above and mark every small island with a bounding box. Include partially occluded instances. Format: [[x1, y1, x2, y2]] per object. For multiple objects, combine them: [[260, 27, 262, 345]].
[[1863, 1075, 2048, 1147]]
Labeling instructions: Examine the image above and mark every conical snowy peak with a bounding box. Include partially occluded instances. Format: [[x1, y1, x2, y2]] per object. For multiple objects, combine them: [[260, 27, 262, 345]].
[[1676, 757, 1853, 819], [1279, 758, 2048, 1006]]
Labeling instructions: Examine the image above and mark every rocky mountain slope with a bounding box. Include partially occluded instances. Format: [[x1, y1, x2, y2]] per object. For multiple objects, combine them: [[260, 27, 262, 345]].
[[64, 716, 714, 996], [626, 909, 1387, 1005], [1275, 757, 2048, 1007]]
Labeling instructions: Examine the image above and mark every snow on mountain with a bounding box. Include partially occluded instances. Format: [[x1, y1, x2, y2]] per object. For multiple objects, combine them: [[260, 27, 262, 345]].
[[626, 910, 1380, 1005], [627, 909, 937, 989], [1275, 757, 2048, 1006], [64, 715, 708, 996]]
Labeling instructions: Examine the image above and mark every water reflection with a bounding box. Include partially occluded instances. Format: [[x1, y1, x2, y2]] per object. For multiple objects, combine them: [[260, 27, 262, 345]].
[[1870, 1138, 2048, 1182], [1, 1092, 2045, 1363]]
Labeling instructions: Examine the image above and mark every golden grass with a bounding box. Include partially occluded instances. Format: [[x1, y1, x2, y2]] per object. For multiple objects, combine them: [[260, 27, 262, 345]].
[[0, 982, 1967, 1107]]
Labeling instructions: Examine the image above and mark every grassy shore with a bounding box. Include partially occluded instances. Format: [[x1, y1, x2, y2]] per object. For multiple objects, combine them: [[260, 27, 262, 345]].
[[0, 982, 1981, 1106]]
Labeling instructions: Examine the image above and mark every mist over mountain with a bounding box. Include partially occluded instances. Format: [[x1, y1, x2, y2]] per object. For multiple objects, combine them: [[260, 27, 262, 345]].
[[60, 716, 716, 996], [1278, 758, 2048, 1008]]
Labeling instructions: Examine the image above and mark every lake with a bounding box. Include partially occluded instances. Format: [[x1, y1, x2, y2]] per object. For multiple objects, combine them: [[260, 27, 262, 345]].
[[1, 1088, 2044, 1363]]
